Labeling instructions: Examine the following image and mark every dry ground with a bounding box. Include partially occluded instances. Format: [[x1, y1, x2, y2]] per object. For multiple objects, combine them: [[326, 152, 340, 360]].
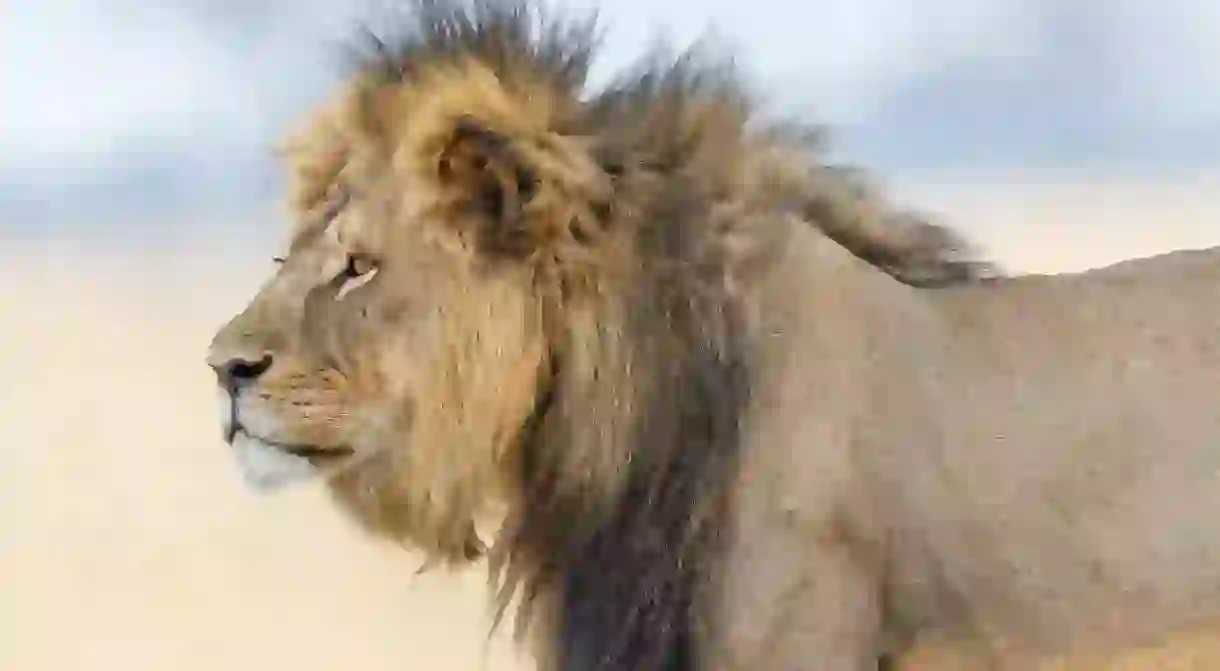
[[3, 175, 1219, 669]]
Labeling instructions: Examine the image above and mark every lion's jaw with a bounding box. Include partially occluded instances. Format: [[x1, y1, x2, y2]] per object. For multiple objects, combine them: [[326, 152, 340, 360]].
[[230, 431, 326, 491], [214, 385, 359, 491]]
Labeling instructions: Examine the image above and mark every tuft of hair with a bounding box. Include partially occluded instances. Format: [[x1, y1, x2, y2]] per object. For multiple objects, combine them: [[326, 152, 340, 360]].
[[333, 0, 998, 288], [282, 1, 999, 668]]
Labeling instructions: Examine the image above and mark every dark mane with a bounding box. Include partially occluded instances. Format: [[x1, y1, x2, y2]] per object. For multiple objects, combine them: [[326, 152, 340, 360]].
[[505, 220, 751, 670]]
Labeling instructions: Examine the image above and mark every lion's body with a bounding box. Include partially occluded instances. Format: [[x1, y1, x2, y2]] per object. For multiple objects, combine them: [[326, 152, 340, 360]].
[[722, 226, 1220, 666], [205, 2, 1220, 669], [905, 248, 1220, 655]]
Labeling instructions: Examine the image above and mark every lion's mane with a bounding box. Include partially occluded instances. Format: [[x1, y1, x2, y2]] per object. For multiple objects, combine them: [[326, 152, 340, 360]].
[[274, 2, 995, 668]]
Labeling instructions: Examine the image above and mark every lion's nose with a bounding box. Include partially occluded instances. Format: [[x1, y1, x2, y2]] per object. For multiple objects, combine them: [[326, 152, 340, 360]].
[[210, 353, 273, 389]]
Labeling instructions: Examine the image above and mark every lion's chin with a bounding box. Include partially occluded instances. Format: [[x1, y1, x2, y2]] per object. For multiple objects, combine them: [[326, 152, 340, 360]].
[[230, 431, 353, 492]]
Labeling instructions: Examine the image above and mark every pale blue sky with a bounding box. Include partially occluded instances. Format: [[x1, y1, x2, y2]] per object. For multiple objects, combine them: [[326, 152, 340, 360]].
[[3, 0, 1219, 242]]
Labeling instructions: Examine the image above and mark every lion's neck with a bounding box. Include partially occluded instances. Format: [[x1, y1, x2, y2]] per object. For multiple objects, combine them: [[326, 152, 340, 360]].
[[496, 266, 753, 670]]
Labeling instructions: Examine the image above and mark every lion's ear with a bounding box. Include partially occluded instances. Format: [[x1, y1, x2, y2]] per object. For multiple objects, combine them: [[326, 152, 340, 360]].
[[436, 116, 539, 256]]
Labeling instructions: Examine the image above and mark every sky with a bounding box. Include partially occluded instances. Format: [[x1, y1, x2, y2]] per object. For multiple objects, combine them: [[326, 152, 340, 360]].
[[3, 0, 1219, 244]]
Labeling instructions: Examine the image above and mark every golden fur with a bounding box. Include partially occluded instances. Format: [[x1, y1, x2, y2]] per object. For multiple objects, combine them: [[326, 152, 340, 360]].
[[207, 2, 1220, 669]]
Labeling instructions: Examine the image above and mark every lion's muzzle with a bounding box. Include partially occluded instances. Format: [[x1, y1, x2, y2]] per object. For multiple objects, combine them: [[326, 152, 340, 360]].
[[208, 347, 355, 491]]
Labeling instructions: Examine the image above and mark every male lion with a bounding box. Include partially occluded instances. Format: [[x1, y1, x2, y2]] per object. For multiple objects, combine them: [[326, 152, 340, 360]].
[[206, 2, 1220, 669]]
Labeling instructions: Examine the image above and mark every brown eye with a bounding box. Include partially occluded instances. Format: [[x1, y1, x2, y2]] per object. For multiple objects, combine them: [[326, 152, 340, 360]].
[[344, 254, 377, 278], [335, 253, 380, 301], [272, 256, 287, 265]]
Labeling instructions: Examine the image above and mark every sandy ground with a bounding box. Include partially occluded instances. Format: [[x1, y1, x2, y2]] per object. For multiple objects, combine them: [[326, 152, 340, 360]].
[[4, 175, 1220, 670]]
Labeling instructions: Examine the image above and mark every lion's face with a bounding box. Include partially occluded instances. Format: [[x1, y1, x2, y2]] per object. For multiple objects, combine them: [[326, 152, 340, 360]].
[[206, 108, 552, 556], [206, 191, 416, 489], [205, 59, 657, 560]]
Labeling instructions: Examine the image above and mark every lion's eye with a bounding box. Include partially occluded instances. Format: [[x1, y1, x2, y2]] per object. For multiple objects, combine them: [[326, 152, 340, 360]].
[[335, 253, 379, 301], [344, 254, 377, 278]]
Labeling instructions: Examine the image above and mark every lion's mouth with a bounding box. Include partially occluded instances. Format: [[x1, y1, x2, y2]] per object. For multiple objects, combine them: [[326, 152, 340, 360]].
[[219, 394, 358, 490], [227, 426, 359, 492], [275, 441, 354, 461], [229, 423, 354, 465]]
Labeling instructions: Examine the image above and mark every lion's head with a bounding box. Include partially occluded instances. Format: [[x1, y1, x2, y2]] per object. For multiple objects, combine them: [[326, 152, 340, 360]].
[[206, 1, 993, 664], [207, 1, 737, 556]]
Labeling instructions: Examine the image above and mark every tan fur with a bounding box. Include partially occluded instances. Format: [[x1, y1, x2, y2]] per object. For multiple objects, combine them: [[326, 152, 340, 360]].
[[206, 3, 1220, 669]]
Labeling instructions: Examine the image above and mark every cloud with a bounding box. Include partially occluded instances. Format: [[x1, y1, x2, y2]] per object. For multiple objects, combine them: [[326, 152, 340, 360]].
[[0, 0, 360, 228], [810, 1, 1220, 170], [1103, 2, 1220, 128], [2, 0, 1219, 234], [3, 5, 251, 162]]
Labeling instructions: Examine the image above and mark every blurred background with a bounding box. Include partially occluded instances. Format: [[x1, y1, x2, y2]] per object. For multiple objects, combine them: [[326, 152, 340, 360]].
[[3, 0, 1220, 669]]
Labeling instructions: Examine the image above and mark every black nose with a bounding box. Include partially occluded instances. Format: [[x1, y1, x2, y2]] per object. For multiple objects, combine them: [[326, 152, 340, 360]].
[[213, 354, 273, 388]]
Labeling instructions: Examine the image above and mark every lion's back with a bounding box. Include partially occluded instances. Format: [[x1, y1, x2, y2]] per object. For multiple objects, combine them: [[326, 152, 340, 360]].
[[891, 244, 1220, 655]]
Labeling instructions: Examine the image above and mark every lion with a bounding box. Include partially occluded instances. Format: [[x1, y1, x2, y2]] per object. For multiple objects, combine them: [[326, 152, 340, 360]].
[[205, 2, 1220, 669]]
